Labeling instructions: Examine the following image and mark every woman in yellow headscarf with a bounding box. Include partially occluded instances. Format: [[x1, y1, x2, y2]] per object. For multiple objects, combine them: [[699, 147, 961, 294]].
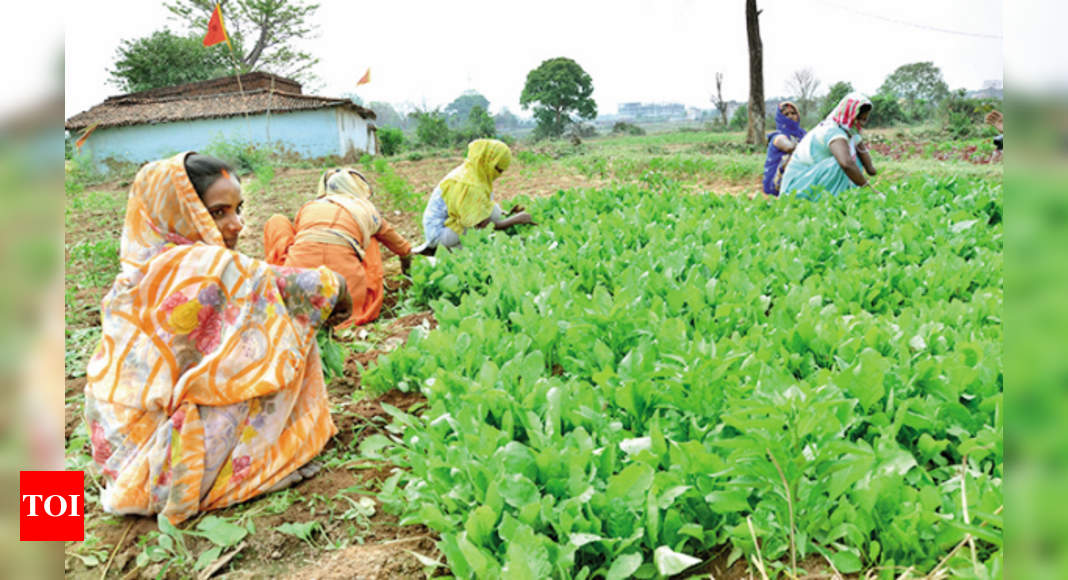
[[85, 152, 352, 525], [263, 168, 413, 328], [417, 138, 535, 252]]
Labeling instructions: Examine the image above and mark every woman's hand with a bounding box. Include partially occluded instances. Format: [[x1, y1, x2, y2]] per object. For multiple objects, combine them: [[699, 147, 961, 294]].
[[400, 253, 412, 275], [325, 277, 352, 327], [772, 135, 796, 154], [494, 212, 536, 229], [510, 212, 536, 225]]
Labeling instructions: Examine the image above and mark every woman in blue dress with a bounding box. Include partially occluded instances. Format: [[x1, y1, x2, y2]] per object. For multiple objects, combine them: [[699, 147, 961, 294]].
[[780, 92, 880, 200], [762, 101, 806, 196]]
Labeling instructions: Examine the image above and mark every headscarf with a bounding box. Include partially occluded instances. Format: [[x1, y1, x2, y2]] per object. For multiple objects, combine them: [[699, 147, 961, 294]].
[[86, 152, 342, 523], [439, 139, 512, 233], [824, 92, 873, 134], [315, 168, 382, 249], [773, 101, 806, 141]]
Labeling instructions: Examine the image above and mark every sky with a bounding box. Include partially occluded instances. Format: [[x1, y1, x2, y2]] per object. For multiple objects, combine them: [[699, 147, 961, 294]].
[[58, 0, 1006, 120]]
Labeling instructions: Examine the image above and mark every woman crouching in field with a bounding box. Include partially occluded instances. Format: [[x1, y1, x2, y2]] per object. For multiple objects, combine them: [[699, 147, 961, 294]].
[[780, 92, 880, 200], [264, 168, 413, 328], [415, 138, 535, 254], [762, 101, 806, 196], [84, 152, 352, 524]]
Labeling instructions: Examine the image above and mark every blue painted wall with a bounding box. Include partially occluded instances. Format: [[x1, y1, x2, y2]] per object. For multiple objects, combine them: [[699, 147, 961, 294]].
[[81, 108, 374, 172]]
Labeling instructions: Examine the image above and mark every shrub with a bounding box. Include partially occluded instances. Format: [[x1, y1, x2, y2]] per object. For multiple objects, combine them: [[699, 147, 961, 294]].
[[611, 121, 645, 136], [378, 127, 404, 156], [455, 105, 497, 143], [203, 138, 272, 175], [729, 105, 748, 131], [941, 89, 1000, 139], [868, 93, 906, 128], [411, 110, 453, 148]]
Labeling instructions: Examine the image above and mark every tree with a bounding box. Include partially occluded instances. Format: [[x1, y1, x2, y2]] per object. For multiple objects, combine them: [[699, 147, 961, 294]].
[[377, 127, 404, 156], [878, 61, 949, 118], [108, 29, 235, 92], [410, 109, 452, 148], [493, 107, 520, 131], [744, 0, 765, 145], [368, 101, 406, 129], [868, 93, 906, 128], [444, 91, 490, 127], [164, 0, 321, 81], [785, 67, 820, 122], [712, 72, 729, 126], [729, 104, 748, 131], [520, 57, 597, 139], [820, 81, 854, 119], [466, 106, 497, 138]]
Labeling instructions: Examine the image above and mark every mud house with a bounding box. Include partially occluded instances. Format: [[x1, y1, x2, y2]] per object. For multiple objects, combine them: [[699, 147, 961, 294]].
[[65, 72, 377, 171]]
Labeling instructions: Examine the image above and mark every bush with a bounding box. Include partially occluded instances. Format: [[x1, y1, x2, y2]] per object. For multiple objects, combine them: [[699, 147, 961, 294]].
[[455, 106, 496, 144], [868, 93, 906, 128], [378, 127, 404, 156], [569, 123, 598, 139], [203, 138, 272, 175], [611, 121, 645, 136], [729, 105, 748, 131], [411, 110, 453, 148], [941, 89, 1000, 139]]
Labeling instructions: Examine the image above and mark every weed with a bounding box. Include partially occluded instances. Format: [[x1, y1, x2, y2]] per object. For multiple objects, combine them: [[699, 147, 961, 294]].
[[65, 326, 102, 378], [135, 513, 251, 574]]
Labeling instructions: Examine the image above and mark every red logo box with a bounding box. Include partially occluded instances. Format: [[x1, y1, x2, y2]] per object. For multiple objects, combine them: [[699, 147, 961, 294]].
[[20, 471, 84, 541]]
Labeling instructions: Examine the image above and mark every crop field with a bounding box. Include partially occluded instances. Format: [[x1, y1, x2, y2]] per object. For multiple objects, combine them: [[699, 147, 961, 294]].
[[64, 128, 1002, 579]]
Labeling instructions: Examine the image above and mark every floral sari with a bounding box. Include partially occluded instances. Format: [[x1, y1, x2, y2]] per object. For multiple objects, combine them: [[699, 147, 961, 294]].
[[85, 152, 342, 524]]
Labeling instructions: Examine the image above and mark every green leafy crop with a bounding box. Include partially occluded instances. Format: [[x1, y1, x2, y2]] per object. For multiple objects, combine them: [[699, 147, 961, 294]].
[[365, 176, 1003, 579]]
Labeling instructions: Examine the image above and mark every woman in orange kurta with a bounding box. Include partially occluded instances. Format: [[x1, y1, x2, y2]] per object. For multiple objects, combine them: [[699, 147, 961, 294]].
[[85, 152, 353, 524], [264, 168, 413, 328]]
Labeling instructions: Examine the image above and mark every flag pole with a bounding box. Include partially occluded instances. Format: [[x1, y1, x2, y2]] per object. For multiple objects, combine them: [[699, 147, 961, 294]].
[[209, 2, 252, 141], [224, 42, 253, 141]]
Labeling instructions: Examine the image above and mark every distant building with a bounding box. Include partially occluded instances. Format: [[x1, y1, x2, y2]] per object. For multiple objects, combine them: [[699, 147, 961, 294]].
[[65, 72, 378, 171], [617, 102, 688, 121]]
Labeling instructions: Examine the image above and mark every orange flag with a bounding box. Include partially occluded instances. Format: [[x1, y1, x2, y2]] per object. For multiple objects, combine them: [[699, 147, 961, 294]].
[[75, 122, 100, 152], [357, 68, 371, 86], [203, 3, 231, 49]]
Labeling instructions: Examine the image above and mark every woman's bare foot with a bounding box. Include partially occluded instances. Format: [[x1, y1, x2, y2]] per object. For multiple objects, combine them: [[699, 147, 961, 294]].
[[267, 461, 322, 492]]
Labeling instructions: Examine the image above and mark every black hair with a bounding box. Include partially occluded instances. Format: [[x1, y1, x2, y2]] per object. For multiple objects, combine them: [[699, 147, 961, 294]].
[[184, 153, 239, 199], [859, 103, 873, 116]]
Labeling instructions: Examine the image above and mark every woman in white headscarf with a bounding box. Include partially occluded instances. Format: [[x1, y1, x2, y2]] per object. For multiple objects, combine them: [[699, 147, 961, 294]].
[[264, 168, 413, 327], [780, 92, 881, 200]]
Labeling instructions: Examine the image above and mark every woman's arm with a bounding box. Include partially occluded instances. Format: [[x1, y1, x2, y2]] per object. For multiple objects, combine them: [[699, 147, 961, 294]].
[[374, 220, 413, 256], [772, 135, 796, 153], [490, 212, 535, 229], [373, 220, 414, 273], [856, 142, 877, 176], [270, 265, 351, 327], [828, 138, 869, 186]]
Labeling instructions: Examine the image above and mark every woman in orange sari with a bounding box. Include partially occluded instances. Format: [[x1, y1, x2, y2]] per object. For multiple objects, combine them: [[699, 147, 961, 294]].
[[85, 152, 352, 524], [263, 168, 413, 328]]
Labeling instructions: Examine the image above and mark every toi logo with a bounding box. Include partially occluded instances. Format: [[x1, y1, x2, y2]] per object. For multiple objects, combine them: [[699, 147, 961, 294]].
[[20, 471, 85, 541]]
